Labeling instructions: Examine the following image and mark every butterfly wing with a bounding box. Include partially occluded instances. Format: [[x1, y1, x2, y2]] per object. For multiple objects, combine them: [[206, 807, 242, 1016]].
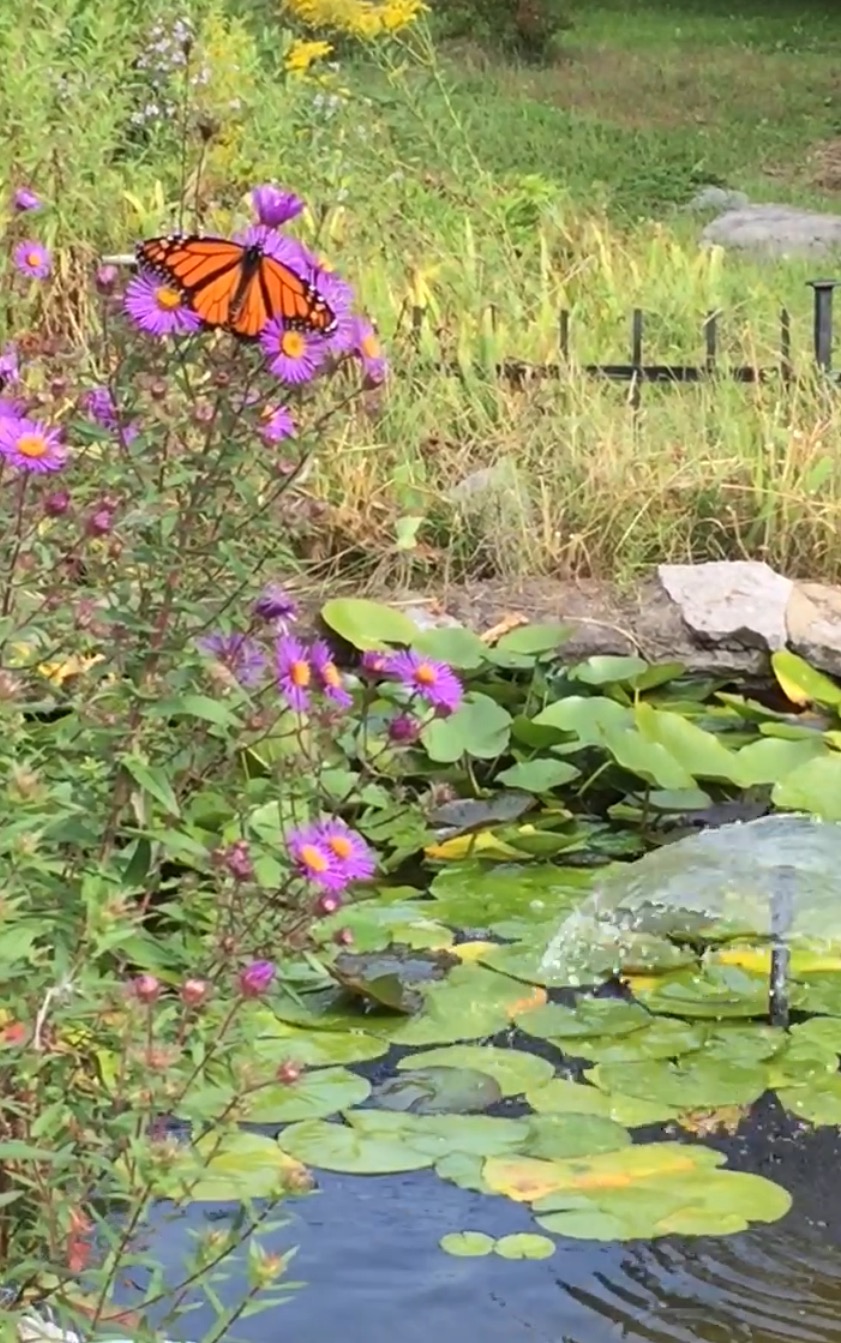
[[135, 235, 247, 329], [228, 253, 337, 340]]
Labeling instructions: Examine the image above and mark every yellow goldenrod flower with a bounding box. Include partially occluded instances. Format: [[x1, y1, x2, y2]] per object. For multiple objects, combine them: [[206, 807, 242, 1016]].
[[285, 37, 334, 73]]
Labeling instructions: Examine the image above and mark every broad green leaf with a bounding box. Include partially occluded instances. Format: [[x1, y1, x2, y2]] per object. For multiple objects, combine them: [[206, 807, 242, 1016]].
[[635, 704, 747, 785], [778, 1074, 841, 1125], [422, 694, 512, 763], [320, 598, 418, 650], [373, 1067, 501, 1114], [773, 756, 841, 820], [495, 759, 581, 792], [280, 1119, 435, 1174], [428, 861, 589, 931], [516, 998, 650, 1042], [412, 626, 489, 669], [347, 1108, 527, 1158], [435, 1152, 489, 1192], [246, 1068, 371, 1124], [439, 1231, 494, 1257], [736, 736, 828, 786], [590, 1054, 767, 1109], [601, 726, 695, 789], [524, 1112, 630, 1159], [245, 1011, 389, 1066], [158, 1131, 309, 1202], [390, 963, 546, 1046], [568, 655, 649, 686], [397, 1044, 554, 1096], [493, 1233, 555, 1260], [525, 1077, 678, 1127], [532, 695, 630, 744], [121, 755, 180, 816], [494, 623, 570, 655]]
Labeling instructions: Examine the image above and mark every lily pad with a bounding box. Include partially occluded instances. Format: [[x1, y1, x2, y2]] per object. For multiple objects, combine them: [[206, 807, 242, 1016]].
[[397, 1044, 554, 1096], [778, 1074, 841, 1125], [589, 1054, 768, 1109], [516, 998, 651, 1042], [348, 1107, 527, 1158], [569, 1017, 706, 1064], [390, 963, 546, 1046], [428, 862, 590, 932], [435, 1152, 490, 1193], [525, 1076, 679, 1127], [493, 1233, 555, 1260], [439, 1231, 494, 1257], [428, 794, 535, 833], [176, 1067, 371, 1125], [523, 1112, 630, 1159], [246, 1012, 390, 1066], [279, 1119, 434, 1174], [154, 1131, 311, 1202], [373, 1067, 501, 1114], [632, 965, 770, 1019]]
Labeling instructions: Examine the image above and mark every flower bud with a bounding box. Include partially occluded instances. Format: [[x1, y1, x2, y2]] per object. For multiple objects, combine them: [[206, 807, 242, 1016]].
[[217, 840, 253, 882], [237, 960, 276, 998], [316, 892, 342, 916], [333, 927, 354, 947], [180, 978, 210, 1008], [388, 713, 421, 744], [95, 264, 119, 294], [275, 1059, 301, 1085], [86, 507, 113, 537], [132, 973, 161, 1004]]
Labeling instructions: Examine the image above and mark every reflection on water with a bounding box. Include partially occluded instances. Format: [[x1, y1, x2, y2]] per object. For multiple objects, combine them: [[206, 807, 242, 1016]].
[[121, 1169, 841, 1343]]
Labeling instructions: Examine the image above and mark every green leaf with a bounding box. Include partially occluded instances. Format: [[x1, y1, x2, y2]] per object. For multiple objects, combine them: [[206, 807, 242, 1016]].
[[494, 1233, 555, 1260], [121, 755, 180, 816], [244, 1011, 389, 1066], [600, 725, 696, 789], [279, 1118, 435, 1174], [493, 623, 570, 656], [568, 655, 649, 686], [778, 1075, 841, 1126], [439, 1231, 495, 1257], [428, 862, 588, 931], [516, 998, 650, 1042], [525, 1076, 678, 1127], [773, 756, 841, 820], [156, 693, 241, 728], [495, 759, 581, 792], [736, 736, 828, 786], [590, 1054, 767, 1109], [349, 1109, 527, 1158], [635, 704, 747, 785], [397, 1044, 554, 1096], [532, 695, 631, 743], [245, 1068, 371, 1124], [524, 1112, 630, 1159], [422, 693, 512, 763], [162, 1131, 309, 1202], [373, 1067, 501, 1114], [412, 626, 489, 669], [320, 598, 419, 650]]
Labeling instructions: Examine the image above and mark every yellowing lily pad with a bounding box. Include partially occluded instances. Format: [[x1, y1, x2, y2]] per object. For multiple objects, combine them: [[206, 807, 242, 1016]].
[[485, 1142, 710, 1204], [439, 1231, 494, 1257], [397, 1044, 554, 1096], [153, 1130, 311, 1202], [493, 1233, 555, 1260], [246, 1011, 390, 1066]]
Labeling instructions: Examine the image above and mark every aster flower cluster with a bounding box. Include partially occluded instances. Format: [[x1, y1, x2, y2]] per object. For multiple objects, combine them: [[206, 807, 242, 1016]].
[[127, 180, 388, 423], [287, 816, 376, 913]]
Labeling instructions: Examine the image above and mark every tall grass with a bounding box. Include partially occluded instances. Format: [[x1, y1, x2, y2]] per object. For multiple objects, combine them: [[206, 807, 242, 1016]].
[[3, 0, 841, 583]]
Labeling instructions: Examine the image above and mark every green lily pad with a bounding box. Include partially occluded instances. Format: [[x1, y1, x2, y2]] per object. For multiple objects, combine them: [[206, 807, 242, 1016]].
[[156, 1131, 311, 1202], [435, 1152, 491, 1193], [246, 1012, 390, 1066], [633, 965, 769, 1019], [493, 1233, 555, 1260], [495, 760, 581, 793], [517, 998, 651, 1042], [773, 756, 841, 821], [397, 1044, 554, 1096], [373, 1067, 501, 1114], [590, 1054, 768, 1109], [567, 1017, 706, 1064], [279, 1119, 435, 1174], [245, 1068, 370, 1124], [778, 1074, 841, 1125], [428, 862, 590, 931], [266, 989, 396, 1036], [348, 1108, 528, 1159], [523, 1112, 630, 1159], [390, 963, 539, 1045], [439, 1231, 495, 1257], [320, 597, 418, 650], [428, 794, 535, 833], [525, 1076, 678, 1127]]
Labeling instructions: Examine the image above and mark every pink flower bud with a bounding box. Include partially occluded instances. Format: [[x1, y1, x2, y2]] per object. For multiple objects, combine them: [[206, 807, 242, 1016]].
[[237, 960, 276, 998], [95, 264, 118, 294], [218, 840, 253, 882], [333, 927, 354, 947], [316, 892, 342, 916], [132, 973, 161, 1004], [275, 1060, 301, 1085], [86, 507, 113, 537], [388, 713, 421, 744], [44, 489, 71, 517], [180, 978, 210, 1008]]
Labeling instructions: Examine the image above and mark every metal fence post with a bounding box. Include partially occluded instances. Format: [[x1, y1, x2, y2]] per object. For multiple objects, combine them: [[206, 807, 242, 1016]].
[[807, 279, 839, 374]]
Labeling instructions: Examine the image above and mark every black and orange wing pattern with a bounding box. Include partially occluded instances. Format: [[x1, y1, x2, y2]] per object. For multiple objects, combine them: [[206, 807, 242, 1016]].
[[135, 234, 337, 340]]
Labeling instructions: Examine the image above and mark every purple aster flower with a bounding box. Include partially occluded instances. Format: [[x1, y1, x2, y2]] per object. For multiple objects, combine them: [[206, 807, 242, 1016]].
[[14, 187, 42, 213], [385, 650, 463, 717], [254, 584, 298, 631], [0, 397, 25, 420], [315, 818, 375, 885], [232, 224, 309, 267], [13, 240, 51, 280], [275, 634, 313, 712], [124, 272, 201, 338], [360, 650, 391, 676], [0, 345, 19, 385], [196, 632, 267, 688], [286, 822, 347, 893], [0, 415, 66, 473], [251, 184, 305, 228], [238, 960, 276, 998], [313, 266, 356, 355], [261, 318, 324, 384], [260, 404, 295, 444], [310, 639, 352, 708], [350, 316, 388, 383], [83, 386, 139, 444]]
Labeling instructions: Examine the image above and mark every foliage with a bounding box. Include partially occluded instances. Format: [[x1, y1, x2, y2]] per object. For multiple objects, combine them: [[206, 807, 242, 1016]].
[[426, 0, 573, 61]]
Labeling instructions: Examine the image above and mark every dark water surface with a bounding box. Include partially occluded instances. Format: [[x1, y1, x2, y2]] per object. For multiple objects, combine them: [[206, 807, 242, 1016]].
[[127, 1142, 841, 1343]]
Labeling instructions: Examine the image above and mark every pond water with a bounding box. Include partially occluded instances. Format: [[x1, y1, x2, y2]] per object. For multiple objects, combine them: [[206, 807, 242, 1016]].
[[128, 1122, 841, 1343]]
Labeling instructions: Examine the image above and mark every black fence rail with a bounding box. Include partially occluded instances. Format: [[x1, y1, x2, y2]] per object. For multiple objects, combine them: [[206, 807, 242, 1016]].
[[414, 278, 840, 406]]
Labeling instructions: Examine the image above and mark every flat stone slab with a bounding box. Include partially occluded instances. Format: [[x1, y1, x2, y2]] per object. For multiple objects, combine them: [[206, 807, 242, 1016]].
[[786, 581, 841, 674], [657, 561, 792, 652], [701, 204, 841, 257]]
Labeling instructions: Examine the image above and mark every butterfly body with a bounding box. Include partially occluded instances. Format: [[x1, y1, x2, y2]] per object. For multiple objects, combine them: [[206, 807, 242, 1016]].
[[135, 234, 337, 340]]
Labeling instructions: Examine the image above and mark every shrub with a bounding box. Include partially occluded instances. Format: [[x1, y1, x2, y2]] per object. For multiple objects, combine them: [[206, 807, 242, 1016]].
[[427, 0, 572, 61]]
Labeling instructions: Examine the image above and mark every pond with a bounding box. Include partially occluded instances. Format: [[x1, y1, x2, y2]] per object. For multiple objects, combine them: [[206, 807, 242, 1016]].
[[115, 812, 841, 1343]]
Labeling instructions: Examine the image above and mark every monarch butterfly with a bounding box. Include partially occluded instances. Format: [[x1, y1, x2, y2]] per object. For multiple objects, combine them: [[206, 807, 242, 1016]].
[[135, 234, 337, 340]]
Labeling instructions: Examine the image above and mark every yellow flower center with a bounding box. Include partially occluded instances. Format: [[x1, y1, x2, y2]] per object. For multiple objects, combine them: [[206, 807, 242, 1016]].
[[361, 333, 381, 360], [290, 660, 311, 688], [328, 836, 353, 860], [415, 663, 437, 686], [155, 285, 183, 311], [300, 844, 329, 873], [281, 331, 305, 359], [26, 251, 42, 268], [17, 433, 48, 458]]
